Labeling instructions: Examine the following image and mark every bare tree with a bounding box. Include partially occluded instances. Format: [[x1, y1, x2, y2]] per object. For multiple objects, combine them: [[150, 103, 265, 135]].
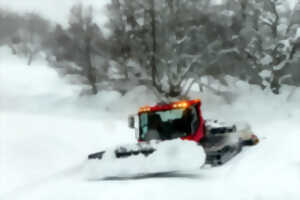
[[66, 4, 104, 94], [21, 12, 50, 65]]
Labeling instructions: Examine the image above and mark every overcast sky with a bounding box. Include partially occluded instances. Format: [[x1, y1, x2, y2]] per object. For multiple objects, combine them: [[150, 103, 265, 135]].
[[0, 0, 298, 27], [288, 0, 298, 8]]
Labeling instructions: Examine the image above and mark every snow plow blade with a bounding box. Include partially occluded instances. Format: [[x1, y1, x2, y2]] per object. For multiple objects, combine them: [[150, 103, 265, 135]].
[[85, 139, 206, 180], [88, 148, 155, 160], [88, 142, 156, 160]]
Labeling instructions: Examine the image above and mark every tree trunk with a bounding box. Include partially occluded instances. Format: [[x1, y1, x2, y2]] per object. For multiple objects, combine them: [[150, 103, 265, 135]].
[[85, 37, 98, 95], [150, 0, 159, 91], [270, 69, 282, 95], [8, 44, 17, 55], [27, 52, 33, 66], [123, 60, 129, 80]]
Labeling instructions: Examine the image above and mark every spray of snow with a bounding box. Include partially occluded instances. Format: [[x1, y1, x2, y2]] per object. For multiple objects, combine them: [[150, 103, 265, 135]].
[[84, 139, 206, 179]]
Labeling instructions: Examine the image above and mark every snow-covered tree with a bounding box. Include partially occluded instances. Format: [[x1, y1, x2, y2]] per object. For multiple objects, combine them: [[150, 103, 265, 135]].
[[107, 0, 227, 100], [22, 13, 50, 65], [214, 0, 300, 94], [0, 11, 50, 64], [46, 4, 110, 95]]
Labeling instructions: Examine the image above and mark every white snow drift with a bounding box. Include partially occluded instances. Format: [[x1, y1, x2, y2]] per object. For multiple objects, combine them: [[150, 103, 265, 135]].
[[84, 139, 206, 179]]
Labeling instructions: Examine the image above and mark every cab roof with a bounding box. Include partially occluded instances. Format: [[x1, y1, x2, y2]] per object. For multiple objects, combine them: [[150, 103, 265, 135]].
[[139, 99, 201, 114]]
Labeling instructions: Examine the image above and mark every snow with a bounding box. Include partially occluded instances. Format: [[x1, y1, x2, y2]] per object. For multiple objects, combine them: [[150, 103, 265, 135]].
[[84, 140, 206, 179], [295, 27, 300, 41], [1, 45, 300, 200], [259, 69, 272, 78], [221, 10, 235, 17], [260, 55, 273, 66], [289, 0, 298, 9]]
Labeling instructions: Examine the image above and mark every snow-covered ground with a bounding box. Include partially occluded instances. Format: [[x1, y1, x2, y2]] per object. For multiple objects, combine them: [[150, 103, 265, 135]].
[[1, 46, 300, 200], [85, 139, 206, 180]]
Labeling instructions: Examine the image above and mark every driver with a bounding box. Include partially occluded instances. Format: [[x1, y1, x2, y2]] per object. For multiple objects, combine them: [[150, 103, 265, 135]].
[[144, 114, 162, 141]]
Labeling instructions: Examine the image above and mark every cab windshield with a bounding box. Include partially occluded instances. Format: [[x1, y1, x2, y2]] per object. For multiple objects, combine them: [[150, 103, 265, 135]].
[[139, 105, 199, 141]]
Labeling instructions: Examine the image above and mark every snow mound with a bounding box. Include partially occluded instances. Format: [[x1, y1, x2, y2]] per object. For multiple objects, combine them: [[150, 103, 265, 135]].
[[83, 139, 206, 179], [0, 46, 78, 99]]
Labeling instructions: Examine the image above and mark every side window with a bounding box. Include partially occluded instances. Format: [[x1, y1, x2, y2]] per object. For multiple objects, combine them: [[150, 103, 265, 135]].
[[190, 105, 200, 134], [140, 114, 148, 139]]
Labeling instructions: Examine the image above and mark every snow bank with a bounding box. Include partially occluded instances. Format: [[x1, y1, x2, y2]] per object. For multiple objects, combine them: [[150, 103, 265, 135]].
[[0, 46, 157, 118], [0, 46, 81, 113], [84, 139, 206, 179], [0, 47, 78, 97], [0, 111, 135, 195]]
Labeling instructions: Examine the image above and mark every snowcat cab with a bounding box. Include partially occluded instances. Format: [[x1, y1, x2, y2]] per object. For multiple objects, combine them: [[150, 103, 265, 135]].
[[129, 99, 205, 143]]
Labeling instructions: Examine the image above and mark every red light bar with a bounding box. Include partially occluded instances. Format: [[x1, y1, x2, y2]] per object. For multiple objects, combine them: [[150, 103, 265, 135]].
[[138, 99, 201, 113]]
